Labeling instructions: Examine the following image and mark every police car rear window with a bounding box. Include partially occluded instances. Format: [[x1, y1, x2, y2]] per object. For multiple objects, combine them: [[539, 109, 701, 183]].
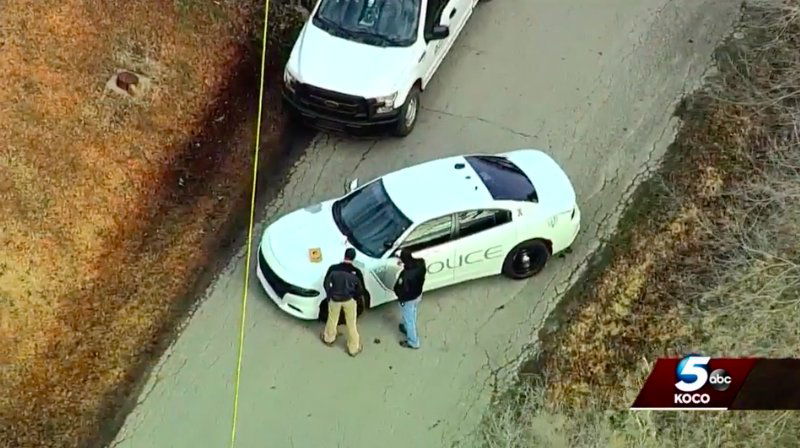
[[464, 155, 538, 202]]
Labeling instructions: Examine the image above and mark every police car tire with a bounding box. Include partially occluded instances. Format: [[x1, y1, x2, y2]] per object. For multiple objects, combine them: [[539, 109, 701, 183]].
[[317, 300, 328, 322], [392, 85, 421, 137], [356, 296, 365, 316], [501, 239, 550, 280]]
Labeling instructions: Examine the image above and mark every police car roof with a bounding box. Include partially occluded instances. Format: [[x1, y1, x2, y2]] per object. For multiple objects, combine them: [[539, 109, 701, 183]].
[[381, 155, 495, 223]]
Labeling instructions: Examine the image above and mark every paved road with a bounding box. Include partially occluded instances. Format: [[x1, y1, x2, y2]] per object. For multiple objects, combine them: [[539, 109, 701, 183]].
[[113, 1, 738, 447]]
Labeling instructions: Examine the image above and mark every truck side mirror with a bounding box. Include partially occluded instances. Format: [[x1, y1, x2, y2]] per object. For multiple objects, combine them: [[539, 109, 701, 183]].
[[429, 25, 450, 41]]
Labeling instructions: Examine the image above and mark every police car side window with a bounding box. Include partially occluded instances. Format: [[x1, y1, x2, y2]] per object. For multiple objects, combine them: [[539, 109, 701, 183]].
[[456, 209, 512, 239], [401, 215, 453, 252]]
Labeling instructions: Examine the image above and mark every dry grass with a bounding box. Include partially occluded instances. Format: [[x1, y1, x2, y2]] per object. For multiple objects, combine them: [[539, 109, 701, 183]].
[[1, 0, 245, 367], [480, 1, 800, 446], [0, 0, 304, 446]]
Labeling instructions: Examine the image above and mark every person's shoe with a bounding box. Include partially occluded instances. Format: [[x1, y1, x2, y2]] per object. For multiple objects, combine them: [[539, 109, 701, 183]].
[[348, 344, 363, 357], [399, 340, 419, 349], [399, 323, 406, 335], [320, 331, 335, 346]]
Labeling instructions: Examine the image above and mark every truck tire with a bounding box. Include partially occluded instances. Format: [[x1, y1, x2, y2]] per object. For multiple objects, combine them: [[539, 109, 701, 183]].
[[392, 85, 421, 137]]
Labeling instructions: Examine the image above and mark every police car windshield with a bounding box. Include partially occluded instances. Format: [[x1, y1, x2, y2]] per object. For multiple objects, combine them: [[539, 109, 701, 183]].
[[332, 179, 412, 258], [313, 0, 420, 47]]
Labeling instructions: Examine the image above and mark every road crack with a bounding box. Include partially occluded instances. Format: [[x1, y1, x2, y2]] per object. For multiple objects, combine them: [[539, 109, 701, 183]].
[[310, 141, 338, 199], [420, 106, 536, 139], [348, 139, 379, 180]]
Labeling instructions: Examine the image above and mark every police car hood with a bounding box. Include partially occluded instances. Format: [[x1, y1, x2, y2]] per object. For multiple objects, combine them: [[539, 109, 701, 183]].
[[260, 200, 348, 285], [502, 149, 577, 212]]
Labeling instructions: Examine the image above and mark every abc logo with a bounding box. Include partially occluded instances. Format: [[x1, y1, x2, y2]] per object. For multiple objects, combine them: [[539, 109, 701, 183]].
[[709, 368, 732, 391], [675, 355, 732, 392]]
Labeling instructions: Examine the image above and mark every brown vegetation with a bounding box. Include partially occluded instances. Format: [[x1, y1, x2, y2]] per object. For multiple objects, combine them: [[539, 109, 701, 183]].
[[481, 1, 800, 446], [0, 0, 304, 446]]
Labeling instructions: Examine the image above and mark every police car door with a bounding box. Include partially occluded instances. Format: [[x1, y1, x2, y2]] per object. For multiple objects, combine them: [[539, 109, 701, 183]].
[[452, 208, 515, 283], [355, 255, 400, 309], [395, 213, 457, 291]]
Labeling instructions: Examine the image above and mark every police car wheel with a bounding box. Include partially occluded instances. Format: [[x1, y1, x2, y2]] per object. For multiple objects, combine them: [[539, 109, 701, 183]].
[[317, 300, 327, 322], [357, 297, 365, 316], [502, 239, 550, 280]]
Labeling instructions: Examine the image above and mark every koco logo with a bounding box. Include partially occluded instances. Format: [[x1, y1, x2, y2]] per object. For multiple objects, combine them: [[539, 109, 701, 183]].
[[674, 354, 732, 404], [675, 355, 711, 392]]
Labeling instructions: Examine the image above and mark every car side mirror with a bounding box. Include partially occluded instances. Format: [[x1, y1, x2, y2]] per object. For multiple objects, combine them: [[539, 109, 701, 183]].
[[428, 25, 449, 41], [344, 178, 359, 193]]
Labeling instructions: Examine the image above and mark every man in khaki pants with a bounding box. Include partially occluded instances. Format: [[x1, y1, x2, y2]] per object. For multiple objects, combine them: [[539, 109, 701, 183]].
[[321, 248, 366, 356]]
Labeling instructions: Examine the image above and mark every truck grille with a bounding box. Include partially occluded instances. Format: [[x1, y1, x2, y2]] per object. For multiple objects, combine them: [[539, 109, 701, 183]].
[[258, 249, 290, 298], [294, 83, 371, 119]]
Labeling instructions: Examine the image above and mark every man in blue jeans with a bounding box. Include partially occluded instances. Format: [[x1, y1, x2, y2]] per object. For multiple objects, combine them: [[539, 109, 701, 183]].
[[394, 249, 426, 349]]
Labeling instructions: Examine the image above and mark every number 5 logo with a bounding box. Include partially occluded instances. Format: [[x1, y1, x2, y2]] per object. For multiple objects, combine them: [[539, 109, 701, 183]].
[[675, 355, 710, 392]]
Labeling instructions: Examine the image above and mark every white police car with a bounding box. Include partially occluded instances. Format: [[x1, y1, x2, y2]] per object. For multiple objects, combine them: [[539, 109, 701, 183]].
[[281, 0, 484, 136], [256, 149, 581, 320]]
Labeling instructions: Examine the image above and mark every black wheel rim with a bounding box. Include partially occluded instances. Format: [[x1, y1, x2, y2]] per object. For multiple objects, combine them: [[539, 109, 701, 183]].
[[512, 248, 546, 276]]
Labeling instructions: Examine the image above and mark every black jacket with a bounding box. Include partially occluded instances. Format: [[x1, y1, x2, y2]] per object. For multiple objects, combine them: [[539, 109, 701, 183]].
[[394, 258, 426, 302], [323, 262, 367, 302]]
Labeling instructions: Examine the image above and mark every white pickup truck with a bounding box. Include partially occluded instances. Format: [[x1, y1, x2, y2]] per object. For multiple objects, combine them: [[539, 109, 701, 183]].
[[281, 0, 483, 137]]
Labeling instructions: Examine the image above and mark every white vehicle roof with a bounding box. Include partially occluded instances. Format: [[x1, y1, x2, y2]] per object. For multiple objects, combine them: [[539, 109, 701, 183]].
[[380, 155, 499, 223]]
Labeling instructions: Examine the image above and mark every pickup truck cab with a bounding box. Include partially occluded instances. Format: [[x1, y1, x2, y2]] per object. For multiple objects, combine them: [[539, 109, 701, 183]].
[[281, 0, 481, 137]]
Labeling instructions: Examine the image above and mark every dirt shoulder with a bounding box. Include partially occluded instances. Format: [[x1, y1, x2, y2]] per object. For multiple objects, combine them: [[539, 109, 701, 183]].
[[481, 1, 800, 446], [0, 1, 305, 446]]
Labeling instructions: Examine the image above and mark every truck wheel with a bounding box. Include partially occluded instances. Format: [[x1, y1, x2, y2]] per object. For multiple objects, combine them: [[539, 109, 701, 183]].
[[501, 239, 550, 280], [392, 85, 421, 137]]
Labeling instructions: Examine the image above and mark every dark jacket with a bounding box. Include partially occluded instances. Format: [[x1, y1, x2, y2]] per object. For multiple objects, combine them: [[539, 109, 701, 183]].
[[394, 257, 426, 302], [323, 262, 366, 302]]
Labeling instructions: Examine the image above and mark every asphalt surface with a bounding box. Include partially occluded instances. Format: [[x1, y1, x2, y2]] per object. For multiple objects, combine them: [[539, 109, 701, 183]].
[[112, 1, 738, 447]]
